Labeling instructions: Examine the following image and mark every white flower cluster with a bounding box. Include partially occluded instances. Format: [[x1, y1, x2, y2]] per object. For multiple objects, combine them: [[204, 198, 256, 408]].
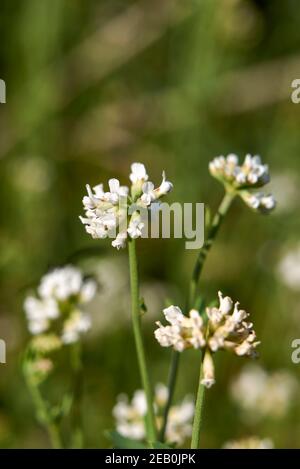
[[24, 266, 96, 344], [223, 436, 274, 449], [113, 383, 194, 445], [155, 292, 260, 388], [80, 162, 173, 249], [209, 154, 276, 213], [230, 364, 298, 420], [277, 244, 300, 291]]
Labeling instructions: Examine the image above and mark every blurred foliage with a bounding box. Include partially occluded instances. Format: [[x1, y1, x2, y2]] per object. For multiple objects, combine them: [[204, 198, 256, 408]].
[[0, 0, 300, 448]]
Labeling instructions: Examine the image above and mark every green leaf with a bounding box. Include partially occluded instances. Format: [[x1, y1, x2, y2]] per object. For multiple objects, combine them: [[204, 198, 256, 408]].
[[106, 430, 147, 449]]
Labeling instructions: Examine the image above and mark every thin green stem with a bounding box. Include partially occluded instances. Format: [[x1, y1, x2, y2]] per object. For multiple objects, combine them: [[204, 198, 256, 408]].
[[128, 238, 157, 442], [189, 191, 235, 308], [191, 356, 205, 449], [28, 380, 63, 449], [70, 342, 84, 448], [159, 350, 180, 441]]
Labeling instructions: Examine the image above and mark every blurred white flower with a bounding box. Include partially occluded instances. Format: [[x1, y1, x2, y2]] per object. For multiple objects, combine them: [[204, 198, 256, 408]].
[[113, 384, 194, 445], [209, 154, 270, 189], [241, 191, 276, 214], [24, 297, 59, 334], [24, 265, 96, 344], [223, 436, 274, 449], [209, 153, 275, 214], [62, 310, 91, 344], [80, 162, 172, 248], [155, 292, 260, 388], [277, 245, 300, 291], [38, 266, 86, 302], [230, 364, 298, 420]]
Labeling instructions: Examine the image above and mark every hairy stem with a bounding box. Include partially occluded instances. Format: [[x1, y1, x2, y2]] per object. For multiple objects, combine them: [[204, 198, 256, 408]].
[[128, 238, 157, 442]]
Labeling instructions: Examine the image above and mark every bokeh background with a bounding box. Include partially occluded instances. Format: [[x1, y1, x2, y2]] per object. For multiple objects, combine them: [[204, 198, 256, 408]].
[[0, 0, 300, 448]]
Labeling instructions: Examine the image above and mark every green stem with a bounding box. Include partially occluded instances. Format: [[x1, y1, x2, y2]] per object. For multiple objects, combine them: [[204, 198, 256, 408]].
[[128, 238, 157, 442], [159, 350, 180, 441], [191, 357, 205, 449], [189, 191, 235, 308], [70, 342, 84, 448], [28, 380, 63, 449]]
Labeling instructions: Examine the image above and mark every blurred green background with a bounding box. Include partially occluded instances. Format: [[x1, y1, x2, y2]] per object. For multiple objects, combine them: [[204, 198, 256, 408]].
[[0, 0, 300, 448]]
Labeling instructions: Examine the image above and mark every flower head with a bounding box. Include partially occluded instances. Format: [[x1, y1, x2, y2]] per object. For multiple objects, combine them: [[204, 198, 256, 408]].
[[209, 153, 276, 214], [80, 162, 172, 249], [113, 384, 194, 445], [155, 292, 260, 388], [230, 364, 298, 421], [154, 306, 206, 352], [24, 265, 96, 345], [206, 292, 260, 358]]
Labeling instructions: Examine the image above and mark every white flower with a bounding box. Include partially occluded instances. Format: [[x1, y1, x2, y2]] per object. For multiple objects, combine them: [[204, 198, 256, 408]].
[[62, 310, 91, 344], [24, 266, 96, 344], [127, 213, 145, 239], [241, 192, 276, 214], [209, 154, 270, 189], [140, 182, 155, 206], [155, 306, 206, 352], [24, 297, 59, 335], [218, 291, 233, 315], [38, 266, 81, 301], [206, 292, 260, 358], [156, 171, 173, 197], [155, 383, 169, 407], [223, 436, 274, 449], [129, 163, 149, 184], [112, 231, 128, 250], [155, 292, 259, 388], [80, 279, 97, 303], [209, 154, 276, 214], [230, 364, 298, 420], [166, 398, 194, 445], [80, 162, 173, 249], [113, 384, 194, 445], [277, 244, 300, 291]]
